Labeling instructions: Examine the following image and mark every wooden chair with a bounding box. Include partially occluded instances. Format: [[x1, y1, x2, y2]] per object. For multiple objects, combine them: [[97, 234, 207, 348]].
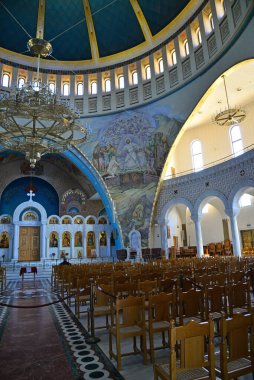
[[146, 292, 177, 363], [208, 243, 216, 256], [224, 239, 233, 255], [109, 295, 147, 370], [215, 311, 254, 379], [154, 316, 216, 380], [228, 281, 251, 316], [88, 283, 113, 331], [75, 277, 90, 319], [179, 288, 205, 325]]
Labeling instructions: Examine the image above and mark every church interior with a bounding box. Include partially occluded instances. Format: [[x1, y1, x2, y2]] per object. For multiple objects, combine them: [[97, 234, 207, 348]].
[[0, 0, 254, 379]]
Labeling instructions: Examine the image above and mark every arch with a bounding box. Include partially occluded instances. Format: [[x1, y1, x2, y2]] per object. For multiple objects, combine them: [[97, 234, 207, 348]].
[[48, 215, 60, 224], [86, 216, 97, 224], [98, 216, 108, 224], [158, 197, 194, 225], [228, 178, 254, 216], [194, 190, 229, 219], [13, 200, 47, 223], [74, 215, 85, 224]]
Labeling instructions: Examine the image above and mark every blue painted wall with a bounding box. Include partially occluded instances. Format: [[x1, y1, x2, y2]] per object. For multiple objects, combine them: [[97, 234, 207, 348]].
[[0, 177, 59, 216]]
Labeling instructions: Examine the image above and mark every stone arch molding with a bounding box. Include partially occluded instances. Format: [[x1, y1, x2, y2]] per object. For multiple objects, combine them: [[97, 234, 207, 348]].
[[193, 190, 229, 220], [13, 200, 47, 223], [227, 178, 254, 217], [158, 197, 194, 225]]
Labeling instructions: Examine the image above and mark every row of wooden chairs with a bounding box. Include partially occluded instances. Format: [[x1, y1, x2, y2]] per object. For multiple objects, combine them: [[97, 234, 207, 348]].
[[154, 312, 254, 380]]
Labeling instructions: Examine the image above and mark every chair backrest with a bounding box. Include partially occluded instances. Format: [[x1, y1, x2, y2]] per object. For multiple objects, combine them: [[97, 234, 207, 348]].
[[95, 283, 113, 307], [169, 316, 215, 379], [115, 295, 145, 327], [219, 311, 254, 377], [228, 281, 251, 315], [148, 292, 177, 323], [138, 279, 158, 299], [179, 288, 204, 324], [205, 285, 227, 319]]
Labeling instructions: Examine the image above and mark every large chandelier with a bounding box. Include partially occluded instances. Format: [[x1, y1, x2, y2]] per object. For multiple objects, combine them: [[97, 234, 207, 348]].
[[214, 74, 246, 126], [0, 38, 88, 168]]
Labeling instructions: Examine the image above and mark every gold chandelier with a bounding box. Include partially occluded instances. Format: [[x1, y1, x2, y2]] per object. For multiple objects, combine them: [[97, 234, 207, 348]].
[[214, 74, 246, 126], [0, 38, 88, 168]]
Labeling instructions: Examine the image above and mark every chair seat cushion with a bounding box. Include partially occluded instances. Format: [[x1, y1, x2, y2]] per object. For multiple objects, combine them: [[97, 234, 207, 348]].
[[156, 363, 210, 380], [215, 354, 251, 372]]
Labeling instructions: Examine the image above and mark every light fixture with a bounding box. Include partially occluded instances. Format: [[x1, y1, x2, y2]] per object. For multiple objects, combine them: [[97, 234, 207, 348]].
[[214, 74, 246, 126], [0, 38, 88, 168]]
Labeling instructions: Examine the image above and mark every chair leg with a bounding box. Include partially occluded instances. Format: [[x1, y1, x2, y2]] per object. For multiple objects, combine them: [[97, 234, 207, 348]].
[[109, 330, 113, 359], [142, 333, 147, 365], [149, 331, 155, 363], [116, 334, 122, 370]]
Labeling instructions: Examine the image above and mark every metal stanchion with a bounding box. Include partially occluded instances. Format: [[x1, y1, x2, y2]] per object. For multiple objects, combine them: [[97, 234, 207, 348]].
[[85, 280, 100, 344]]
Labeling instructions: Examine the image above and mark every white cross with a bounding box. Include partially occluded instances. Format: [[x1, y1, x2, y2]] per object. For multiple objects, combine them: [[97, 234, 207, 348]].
[[27, 190, 35, 201]]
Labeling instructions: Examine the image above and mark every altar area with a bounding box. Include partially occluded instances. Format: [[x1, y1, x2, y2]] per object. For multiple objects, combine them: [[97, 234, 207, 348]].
[[0, 190, 115, 263]]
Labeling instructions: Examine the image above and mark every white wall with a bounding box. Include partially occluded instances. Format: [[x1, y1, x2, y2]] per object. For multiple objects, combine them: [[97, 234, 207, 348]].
[[201, 205, 225, 245]]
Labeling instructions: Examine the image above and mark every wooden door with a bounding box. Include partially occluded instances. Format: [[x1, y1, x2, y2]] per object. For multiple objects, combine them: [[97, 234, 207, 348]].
[[19, 227, 40, 261]]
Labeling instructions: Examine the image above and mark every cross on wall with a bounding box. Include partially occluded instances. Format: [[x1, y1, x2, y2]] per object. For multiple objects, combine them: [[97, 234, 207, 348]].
[[27, 190, 35, 201]]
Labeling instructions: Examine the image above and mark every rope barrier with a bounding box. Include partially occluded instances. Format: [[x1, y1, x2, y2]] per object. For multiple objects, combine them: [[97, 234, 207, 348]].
[[0, 293, 73, 309]]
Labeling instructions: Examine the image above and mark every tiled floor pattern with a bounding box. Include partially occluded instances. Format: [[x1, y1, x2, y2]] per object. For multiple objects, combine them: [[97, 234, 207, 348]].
[[0, 279, 124, 380]]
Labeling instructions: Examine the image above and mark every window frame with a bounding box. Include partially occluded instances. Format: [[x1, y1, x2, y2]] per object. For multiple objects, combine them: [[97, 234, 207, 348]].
[[118, 75, 125, 89], [183, 39, 189, 56], [191, 139, 204, 172], [18, 77, 25, 89], [63, 82, 70, 96], [171, 49, 177, 65], [105, 78, 111, 92], [90, 81, 97, 95], [132, 70, 138, 85], [145, 65, 151, 80], [158, 57, 164, 73], [48, 81, 56, 94], [230, 124, 243, 157], [2, 73, 10, 88], [77, 82, 84, 96]]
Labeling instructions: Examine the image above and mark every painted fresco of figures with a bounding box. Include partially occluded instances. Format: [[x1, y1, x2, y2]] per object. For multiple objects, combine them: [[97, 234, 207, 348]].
[[62, 231, 71, 247], [0, 231, 9, 248], [122, 138, 142, 172], [74, 231, 83, 247], [99, 232, 107, 246], [49, 232, 58, 247]]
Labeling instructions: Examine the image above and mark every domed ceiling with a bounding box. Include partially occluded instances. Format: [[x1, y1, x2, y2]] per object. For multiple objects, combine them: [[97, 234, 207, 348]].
[[0, 0, 191, 62]]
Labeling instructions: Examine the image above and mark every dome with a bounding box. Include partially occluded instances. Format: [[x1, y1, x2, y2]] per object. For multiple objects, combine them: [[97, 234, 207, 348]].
[[0, 0, 194, 63]]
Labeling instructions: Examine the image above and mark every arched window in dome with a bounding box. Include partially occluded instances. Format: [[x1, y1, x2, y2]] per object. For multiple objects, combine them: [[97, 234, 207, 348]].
[[63, 82, 69, 96], [184, 39, 189, 56], [209, 13, 214, 31], [49, 82, 55, 93], [105, 78, 111, 92], [191, 140, 203, 171], [171, 49, 177, 65], [132, 71, 138, 85], [2, 73, 10, 88], [158, 58, 164, 73], [230, 124, 243, 157], [91, 81, 97, 95], [118, 75, 125, 89], [77, 82, 83, 96], [196, 27, 202, 44], [33, 80, 40, 91], [18, 77, 25, 89], [145, 65, 151, 80]]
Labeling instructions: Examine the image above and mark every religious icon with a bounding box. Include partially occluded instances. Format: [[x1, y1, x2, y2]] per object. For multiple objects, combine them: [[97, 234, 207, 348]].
[[62, 232, 71, 247], [49, 232, 58, 247], [74, 231, 83, 247], [99, 232, 107, 246], [87, 232, 95, 247], [0, 231, 9, 248]]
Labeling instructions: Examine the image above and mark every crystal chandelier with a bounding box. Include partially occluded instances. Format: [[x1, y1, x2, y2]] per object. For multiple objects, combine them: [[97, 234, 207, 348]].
[[0, 38, 88, 168], [214, 74, 246, 126]]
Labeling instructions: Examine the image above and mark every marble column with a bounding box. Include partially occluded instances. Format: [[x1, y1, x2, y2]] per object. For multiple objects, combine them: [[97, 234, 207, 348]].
[[227, 213, 241, 256], [192, 215, 204, 257]]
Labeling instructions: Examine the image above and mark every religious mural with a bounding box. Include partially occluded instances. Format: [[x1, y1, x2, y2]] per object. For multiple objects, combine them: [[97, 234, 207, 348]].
[[60, 189, 86, 216], [79, 109, 184, 246]]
